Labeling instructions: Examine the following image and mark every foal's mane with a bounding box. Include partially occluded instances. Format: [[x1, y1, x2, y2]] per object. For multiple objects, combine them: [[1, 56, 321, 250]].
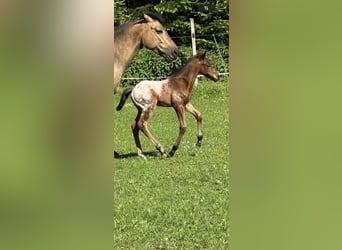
[[169, 52, 205, 78], [114, 12, 165, 34]]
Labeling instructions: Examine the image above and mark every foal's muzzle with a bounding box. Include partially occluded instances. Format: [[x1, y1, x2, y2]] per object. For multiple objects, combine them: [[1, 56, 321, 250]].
[[211, 73, 220, 82]]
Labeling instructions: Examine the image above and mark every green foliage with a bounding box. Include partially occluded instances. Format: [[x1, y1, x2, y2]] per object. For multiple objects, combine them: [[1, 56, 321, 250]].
[[113, 0, 131, 25], [155, 0, 229, 43], [121, 46, 189, 86], [154, 1, 180, 13], [113, 80, 229, 248]]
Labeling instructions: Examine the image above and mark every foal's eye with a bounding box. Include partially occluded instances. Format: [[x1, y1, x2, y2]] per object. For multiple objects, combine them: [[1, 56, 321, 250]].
[[156, 29, 163, 34]]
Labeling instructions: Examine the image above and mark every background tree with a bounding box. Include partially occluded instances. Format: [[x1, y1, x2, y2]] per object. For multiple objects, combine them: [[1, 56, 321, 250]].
[[115, 0, 228, 44], [113, 0, 131, 25]]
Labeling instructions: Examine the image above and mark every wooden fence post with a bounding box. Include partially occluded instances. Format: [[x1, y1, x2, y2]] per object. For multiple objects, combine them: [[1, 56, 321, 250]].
[[190, 18, 198, 85]]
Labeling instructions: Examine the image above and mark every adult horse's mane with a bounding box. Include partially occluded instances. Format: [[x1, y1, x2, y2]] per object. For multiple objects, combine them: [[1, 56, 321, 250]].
[[114, 12, 165, 33], [114, 22, 131, 35], [144, 11, 165, 25], [170, 52, 205, 78]]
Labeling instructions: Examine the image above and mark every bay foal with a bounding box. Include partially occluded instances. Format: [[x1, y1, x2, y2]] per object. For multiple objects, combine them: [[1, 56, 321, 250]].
[[116, 52, 219, 159]]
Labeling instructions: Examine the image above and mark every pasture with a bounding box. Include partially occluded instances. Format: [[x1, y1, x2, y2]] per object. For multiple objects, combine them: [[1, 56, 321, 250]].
[[113, 78, 229, 249]]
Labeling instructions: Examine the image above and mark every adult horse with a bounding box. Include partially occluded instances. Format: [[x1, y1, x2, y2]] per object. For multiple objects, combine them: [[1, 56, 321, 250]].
[[116, 52, 219, 159], [114, 12, 178, 94]]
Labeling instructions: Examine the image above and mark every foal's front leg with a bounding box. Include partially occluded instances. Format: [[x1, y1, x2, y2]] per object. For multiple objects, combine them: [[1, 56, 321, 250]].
[[169, 105, 186, 157], [185, 102, 203, 148]]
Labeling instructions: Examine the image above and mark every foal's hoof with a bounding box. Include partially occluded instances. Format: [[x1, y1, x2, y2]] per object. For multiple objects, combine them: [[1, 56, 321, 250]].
[[138, 153, 147, 160], [167, 145, 177, 157], [196, 136, 203, 148], [167, 151, 175, 158], [139, 155, 147, 160]]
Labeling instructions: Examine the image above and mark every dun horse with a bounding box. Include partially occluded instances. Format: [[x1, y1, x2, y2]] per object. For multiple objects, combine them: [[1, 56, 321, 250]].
[[114, 12, 178, 94], [116, 52, 219, 159]]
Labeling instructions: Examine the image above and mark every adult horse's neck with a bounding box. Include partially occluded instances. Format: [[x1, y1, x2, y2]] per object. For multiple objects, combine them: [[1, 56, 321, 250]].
[[114, 23, 144, 69], [114, 22, 146, 93]]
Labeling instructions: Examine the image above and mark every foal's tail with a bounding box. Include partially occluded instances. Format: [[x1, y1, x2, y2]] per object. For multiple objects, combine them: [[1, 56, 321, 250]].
[[116, 87, 133, 111]]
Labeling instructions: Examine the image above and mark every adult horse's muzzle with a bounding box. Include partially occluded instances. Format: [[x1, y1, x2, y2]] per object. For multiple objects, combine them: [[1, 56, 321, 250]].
[[161, 49, 179, 62]]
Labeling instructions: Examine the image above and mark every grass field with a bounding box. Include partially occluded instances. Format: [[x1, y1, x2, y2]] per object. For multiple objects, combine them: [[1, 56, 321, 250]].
[[113, 78, 229, 249]]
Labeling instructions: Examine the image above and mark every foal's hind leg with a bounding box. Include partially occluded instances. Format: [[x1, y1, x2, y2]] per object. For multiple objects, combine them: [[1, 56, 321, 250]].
[[186, 102, 203, 148], [138, 109, 167, 157]]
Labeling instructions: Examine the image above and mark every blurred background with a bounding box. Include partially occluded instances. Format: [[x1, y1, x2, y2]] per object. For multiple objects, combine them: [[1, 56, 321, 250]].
[[0, 0, 113, 249], [230, 0, 342, 249], [2, 0, 342, 249]]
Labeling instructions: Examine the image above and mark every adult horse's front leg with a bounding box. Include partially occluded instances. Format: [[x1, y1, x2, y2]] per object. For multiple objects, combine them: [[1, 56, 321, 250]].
[[185, 102, 203, 148], [113, 65, 124, 94], [169, 105, 187, 157], [131, 110, 147, 160]]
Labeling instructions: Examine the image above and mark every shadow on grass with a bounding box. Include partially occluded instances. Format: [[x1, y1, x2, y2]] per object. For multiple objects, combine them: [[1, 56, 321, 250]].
[[114, 151, 160, 159]]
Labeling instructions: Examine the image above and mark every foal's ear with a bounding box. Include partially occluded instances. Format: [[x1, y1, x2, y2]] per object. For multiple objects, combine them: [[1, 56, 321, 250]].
[[200, 51, 207, 59]]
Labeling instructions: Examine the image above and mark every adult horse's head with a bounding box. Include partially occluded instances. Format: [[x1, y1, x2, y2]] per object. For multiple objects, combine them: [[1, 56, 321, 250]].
[[136, 12, 178, 62]]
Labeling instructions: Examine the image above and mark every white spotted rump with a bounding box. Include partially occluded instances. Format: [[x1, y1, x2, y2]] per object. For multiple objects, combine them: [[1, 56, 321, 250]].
[[131, 79, 169, 111]]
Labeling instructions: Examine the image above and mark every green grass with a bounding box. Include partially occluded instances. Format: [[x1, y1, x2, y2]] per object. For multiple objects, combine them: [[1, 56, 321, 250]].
[[113, 79, 229, 249]]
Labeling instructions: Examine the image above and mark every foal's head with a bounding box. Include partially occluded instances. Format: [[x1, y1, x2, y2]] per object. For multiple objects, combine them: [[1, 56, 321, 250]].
[[137, 12, 178, 62], [197, 52, 220, 82]]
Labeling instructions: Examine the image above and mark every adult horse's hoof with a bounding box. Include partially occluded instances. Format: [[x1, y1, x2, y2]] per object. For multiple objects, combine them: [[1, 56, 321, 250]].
[[114, 151, 120, 158]]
